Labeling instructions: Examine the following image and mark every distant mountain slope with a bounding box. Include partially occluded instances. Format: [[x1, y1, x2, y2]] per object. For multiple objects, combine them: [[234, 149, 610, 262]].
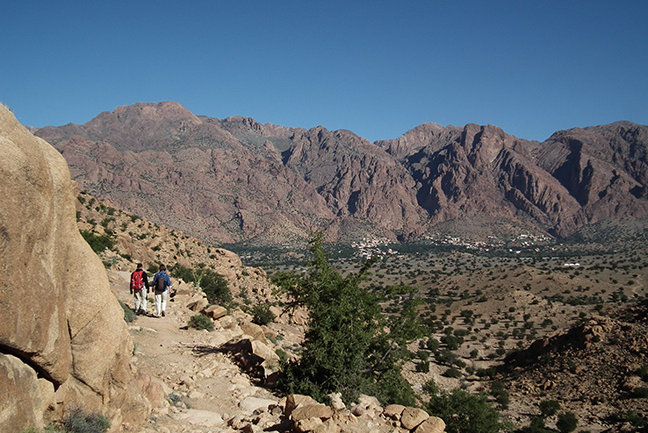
[[36, 102, 648, 245]]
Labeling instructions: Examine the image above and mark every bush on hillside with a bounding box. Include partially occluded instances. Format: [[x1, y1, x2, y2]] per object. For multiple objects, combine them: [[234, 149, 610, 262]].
[[174, 264, 231, 305], [60, 407, 110, 433], [251, 304, 276, 325], [119, 301, 136, 323], [271, 233, 423, 406], [556, 412, 578, 433], [198, 269, 231, 304], [424, 380, 508, 433], [632, 386, 648, 398], [80, 230, 115, 253], [539, 399, 561, 417], [189, 314, 214, 331]]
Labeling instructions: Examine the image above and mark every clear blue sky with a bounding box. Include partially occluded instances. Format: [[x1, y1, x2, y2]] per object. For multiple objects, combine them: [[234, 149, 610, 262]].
[[1, 1, 646, 142]]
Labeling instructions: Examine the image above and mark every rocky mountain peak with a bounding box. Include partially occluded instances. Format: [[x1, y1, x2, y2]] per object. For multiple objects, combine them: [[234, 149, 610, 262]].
[[34, 102, 648, 244]]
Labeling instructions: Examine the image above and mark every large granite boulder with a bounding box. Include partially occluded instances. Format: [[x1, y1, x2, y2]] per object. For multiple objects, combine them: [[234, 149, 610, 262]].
[[0, 105, 151, 432]]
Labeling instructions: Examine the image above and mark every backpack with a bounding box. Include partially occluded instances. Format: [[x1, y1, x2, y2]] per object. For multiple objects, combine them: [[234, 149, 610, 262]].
[[155, 273, 167, 291], [132, 270, 144, 291]]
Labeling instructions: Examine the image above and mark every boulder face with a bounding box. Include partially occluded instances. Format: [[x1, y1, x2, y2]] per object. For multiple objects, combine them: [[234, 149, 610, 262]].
[[36, 102, 648, 243], [0, 105, 149, 431]]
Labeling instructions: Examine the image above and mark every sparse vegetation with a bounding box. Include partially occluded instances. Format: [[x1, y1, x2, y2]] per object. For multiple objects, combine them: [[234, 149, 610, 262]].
[[119, 301, 136, 323], [250, 303, 276, 326], [188, 314, 214, 331], [80, 230, 115, 253], [58, 407, 110, 433]]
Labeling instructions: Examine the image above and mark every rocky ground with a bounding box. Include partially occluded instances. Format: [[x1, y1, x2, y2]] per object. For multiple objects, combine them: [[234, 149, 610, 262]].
[[498, 307, 648, 432], [110, 270, 446, 433]]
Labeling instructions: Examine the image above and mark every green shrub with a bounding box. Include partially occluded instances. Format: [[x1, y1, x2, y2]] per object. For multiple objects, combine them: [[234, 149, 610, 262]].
[[275, 348, 288, 363], [539, 399, 561, 417], [524, 416, 551, 433], [61, 407, 110, 433], [443, 367, 462, 378], [424, 381, 507, 433], [173, 264, 196, 283], [632, 386, 648, 398], [119, 301, 136, 323], [251, 304, 276, 325], [189, 314, 214, 331], [200, 270, 231, 304], [556, 412, 578, 433], [174, 264, 231, 304], [80, 230, 115, 253], [637, 364, 648, 381], [490, 381, 509, 409], [608, 410, 647, 428]]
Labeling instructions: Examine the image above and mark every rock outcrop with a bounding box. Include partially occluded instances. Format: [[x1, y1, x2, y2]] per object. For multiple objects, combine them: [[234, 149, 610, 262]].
[[0, 105, 151, 432], [225, 393, 446, 433]]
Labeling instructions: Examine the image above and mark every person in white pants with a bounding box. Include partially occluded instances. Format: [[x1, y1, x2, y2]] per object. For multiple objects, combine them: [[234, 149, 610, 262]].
[[152, 264, 172, 318], [130, 263, 150, 315]]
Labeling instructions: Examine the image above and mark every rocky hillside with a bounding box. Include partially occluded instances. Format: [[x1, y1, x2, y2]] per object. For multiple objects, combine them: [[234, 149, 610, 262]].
[[36, 102, 648, 244], [0, 104, 154, 432], [73, 190, 274, 303], [498, 307, 648, 431]]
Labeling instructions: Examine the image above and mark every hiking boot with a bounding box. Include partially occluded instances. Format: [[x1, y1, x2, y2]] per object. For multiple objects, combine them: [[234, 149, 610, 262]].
[[162, 311, 166, 317]]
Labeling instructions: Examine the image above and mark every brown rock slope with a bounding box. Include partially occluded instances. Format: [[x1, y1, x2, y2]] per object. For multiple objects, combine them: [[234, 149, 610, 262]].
[[37, 102, 334, 245], [37, 102, 648, 244], [0, 105, 152, 432], [378, 123, 582, 231], [536, 122, 648, 235]]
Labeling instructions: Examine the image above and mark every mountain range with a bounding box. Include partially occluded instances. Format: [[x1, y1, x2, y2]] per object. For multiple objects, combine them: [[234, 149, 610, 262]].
[[36, 101, 648, 245]]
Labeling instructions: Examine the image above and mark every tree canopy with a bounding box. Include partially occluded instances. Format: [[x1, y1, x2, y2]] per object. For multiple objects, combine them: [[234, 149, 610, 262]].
[[272, 233, 422, 405]]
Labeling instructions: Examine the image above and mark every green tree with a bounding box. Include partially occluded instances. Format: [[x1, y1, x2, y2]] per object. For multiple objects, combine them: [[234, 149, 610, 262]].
[[272, 234, 422, 405], [424, 380, 507, 433]]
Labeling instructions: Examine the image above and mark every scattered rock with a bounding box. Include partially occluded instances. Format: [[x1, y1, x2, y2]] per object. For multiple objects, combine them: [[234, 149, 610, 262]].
[[414, 416, 445, 433], [401, 407, 430, 430], [205, 304, 228, 320], [239, 396, 278, 414], [241, 322, 269, 344], [383, 404, 406, 420], [186, 297, 209, 312], [291, 404, 334, 421], [285, 394, 320, 416]]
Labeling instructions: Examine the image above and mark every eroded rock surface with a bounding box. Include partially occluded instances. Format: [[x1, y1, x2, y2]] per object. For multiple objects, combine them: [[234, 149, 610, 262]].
[[0, 105, 152, 431]]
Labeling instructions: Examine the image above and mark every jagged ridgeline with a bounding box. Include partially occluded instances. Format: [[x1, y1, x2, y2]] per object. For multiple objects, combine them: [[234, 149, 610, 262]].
[[36, 102, 648, 246]]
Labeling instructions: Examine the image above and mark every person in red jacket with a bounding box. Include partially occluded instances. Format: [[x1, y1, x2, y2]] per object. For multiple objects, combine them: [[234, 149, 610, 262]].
[[130, 263, 150, 315]]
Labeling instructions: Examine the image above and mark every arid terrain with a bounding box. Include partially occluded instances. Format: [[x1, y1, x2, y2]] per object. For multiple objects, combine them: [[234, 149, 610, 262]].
[[80, 191, 648, 432]]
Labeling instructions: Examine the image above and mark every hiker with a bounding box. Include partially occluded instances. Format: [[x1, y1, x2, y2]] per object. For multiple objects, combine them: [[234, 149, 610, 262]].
[[152, 264, 172, 318], [130, 263, 150, 315]]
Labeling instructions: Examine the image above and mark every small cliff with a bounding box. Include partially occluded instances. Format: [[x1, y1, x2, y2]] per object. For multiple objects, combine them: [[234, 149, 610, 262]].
[[0, 105, 151, 432]]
